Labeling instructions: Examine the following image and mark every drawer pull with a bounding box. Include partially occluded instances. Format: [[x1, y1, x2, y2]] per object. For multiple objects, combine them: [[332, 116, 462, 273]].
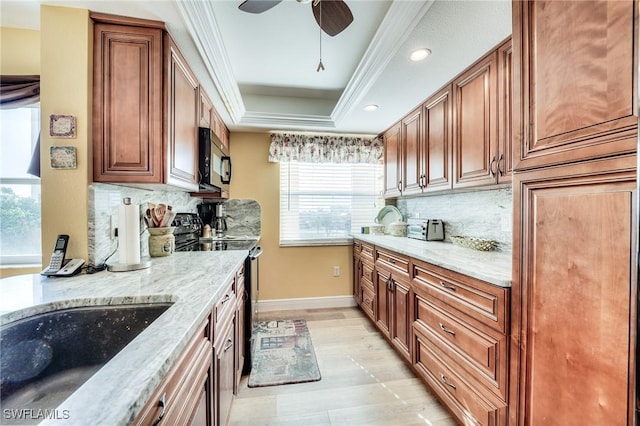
[[363, 298, 371, 304], [439, 323, 455, 336], [223, 337, 233, 353], [440, 373, 456, 390], [221, 294, 231, 304], [440, 281, 456, 292], [389, 258, 396, 264], [151, 392, 167, 426]]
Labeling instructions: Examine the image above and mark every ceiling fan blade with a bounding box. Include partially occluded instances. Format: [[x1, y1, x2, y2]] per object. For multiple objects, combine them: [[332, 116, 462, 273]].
[[312, 0, 354, 37], [238, 0, 282, 14]]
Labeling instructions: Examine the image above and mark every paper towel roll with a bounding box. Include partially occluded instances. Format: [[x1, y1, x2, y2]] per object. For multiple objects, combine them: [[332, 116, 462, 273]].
[[118, 198, 141, 265]]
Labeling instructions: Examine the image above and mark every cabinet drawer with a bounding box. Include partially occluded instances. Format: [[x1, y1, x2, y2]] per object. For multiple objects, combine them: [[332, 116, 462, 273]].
[[412, 259, 508, 333], [361, 242, 375, 263], [214, 280, 236, 330], [360, 281, 376, 321], [414, 326, 507, 426], [134, 318, 210, 426], [361, 261, 374, 286], [414, 297, 508, 399], [375, 248, 410, 276]]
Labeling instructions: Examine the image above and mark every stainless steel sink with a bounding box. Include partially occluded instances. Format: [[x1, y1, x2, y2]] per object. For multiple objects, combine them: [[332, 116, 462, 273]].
[[0, 303, 172, 423]]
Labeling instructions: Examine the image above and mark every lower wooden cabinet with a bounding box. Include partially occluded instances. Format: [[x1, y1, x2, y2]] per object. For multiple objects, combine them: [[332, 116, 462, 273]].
[[135, 265, 245, 426], [353, 240, 510, 426]]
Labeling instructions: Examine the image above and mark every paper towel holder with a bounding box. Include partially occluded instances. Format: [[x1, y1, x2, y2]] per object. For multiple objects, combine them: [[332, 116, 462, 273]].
[[107, 197, 152, 272]]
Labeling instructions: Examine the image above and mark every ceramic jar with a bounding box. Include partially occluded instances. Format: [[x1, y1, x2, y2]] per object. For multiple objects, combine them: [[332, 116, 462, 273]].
[[148, 227, 175, 257]]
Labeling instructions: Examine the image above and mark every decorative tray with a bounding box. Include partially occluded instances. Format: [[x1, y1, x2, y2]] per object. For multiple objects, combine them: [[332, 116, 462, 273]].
[[450, 235, 498, 251]]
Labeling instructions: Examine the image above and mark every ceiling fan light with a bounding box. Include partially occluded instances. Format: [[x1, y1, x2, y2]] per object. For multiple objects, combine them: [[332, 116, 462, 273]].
[[410, 48, 431, 62], [364, 104, 379, 112]]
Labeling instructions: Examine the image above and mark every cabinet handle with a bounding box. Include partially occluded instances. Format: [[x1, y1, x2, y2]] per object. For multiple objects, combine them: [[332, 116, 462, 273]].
[[439, 281, 456, 292], [151, 392, 167, 426], [397, 180, 402, 193], [440, 373, 456, 390], [364, 297, 371, 304], [223, 337, 233, 353], [439, 323, 456, 336], [221, 294, 231, 304], [489, 156, 497, 177], [389, 258, 396, 264], [497, 153, 505, 176]]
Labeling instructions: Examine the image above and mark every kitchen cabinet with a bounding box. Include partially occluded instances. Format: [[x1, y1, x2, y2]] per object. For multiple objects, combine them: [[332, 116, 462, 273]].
[[92, 14, 204, 192], [352, 239, 511, 425], [383, 123, 402, 197], [375, 248, 412, 362], [422, 85, 453, 192], [199, 87, 230, 151], [199, 88, 213, 128], [512, 1, 637, 171], [353, 241, 376, 322], [452, 50, 498, 189], [510, 2, 638, 425], [235, 265, 246, 392], [401, 106, 424, 195], [134, 316, 212, 426], [496, 39, 512, 184], [165, 34, 199, 191]]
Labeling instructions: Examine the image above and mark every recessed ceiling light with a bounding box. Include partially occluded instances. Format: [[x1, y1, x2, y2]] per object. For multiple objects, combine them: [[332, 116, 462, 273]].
[[364, 104, 379, 112], [410, 48, 431, 62]]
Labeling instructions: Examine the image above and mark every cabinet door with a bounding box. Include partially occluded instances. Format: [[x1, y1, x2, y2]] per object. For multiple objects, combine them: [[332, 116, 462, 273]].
[[452, 52, 498, 188], [402, 107, 424, 195], [93, 23, 163, 183], [511, 156, 637, 426], [512, 1, 637, 170], [215, 318, 235, 426], [496, 38, 512, 184], [390, 279, 411, 362], [383, 123, 402, 197], [423, 85, 453, 192], [165, 35, 199, 191], [199, 88, 213, 129], [374, 269, 391, 339]]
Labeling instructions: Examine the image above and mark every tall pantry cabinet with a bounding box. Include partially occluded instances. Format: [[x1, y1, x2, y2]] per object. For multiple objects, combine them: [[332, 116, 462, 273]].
[[509, 1, 638, 425]]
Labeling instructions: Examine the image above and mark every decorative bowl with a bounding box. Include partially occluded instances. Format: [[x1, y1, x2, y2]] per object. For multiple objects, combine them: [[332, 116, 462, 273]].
[[450, 235, 498, 251]]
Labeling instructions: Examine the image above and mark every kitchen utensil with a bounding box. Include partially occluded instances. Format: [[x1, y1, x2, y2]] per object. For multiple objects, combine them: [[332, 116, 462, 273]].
[[153, 204, 167, 227], [159, 206, 175, 227]]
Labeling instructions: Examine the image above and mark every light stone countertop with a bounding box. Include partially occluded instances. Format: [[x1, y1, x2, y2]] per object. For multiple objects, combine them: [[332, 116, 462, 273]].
[[0, 251, 248, 426], [353, 235, 512, 287]]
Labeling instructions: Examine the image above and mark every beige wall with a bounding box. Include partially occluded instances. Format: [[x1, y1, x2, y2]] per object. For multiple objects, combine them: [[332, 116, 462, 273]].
[[0, 27, 40, 75], [39, 6, 92, 264], [230, 132, 353, 301], [0, 27, 42, 278]]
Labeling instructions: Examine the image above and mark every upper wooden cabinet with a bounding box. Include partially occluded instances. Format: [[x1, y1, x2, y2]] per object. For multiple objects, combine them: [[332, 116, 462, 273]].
[[512, 1, 638, 170], [93, 21, 164, 184], [93, 14, 226, 192], [452, 51, 499, 189], [383, 122, 402, 197], [164, 34, 199, 191], [382, 37, 511, 198]]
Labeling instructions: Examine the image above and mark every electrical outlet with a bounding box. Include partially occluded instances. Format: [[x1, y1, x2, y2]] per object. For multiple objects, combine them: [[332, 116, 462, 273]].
[[333, 266, 340, 277], [110, 215, 118, 240]]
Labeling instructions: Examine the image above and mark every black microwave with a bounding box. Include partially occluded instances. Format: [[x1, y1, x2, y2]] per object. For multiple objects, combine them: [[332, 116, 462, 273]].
[[198, 127, 231, 192]]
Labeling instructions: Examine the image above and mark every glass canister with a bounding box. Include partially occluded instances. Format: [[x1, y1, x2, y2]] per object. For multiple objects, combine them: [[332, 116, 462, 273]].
[[148, 227, 176, 257]]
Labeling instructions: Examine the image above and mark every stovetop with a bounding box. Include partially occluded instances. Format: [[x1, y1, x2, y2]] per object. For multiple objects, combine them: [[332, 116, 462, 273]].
[[172, 212, 258, 252]]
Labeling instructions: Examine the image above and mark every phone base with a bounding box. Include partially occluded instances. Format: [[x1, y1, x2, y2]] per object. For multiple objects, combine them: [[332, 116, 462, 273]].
[[107, 259, 152, 272]]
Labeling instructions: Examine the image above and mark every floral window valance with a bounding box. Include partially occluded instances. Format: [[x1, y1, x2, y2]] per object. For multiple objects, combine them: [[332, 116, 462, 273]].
[[268, 133, 384, 164]]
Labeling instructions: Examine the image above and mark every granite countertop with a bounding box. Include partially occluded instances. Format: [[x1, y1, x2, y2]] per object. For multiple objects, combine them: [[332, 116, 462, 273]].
[[0, 251, 248, 426], [353, 234, 512, 287]]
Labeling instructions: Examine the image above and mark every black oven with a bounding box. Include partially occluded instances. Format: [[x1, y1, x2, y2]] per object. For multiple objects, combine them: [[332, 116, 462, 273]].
[[172, 213, 260, 374]]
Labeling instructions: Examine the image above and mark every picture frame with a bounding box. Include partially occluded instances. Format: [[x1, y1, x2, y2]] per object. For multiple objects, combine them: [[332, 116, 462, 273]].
[[50, 146, 77, 169], [49, 114, 76, 138]]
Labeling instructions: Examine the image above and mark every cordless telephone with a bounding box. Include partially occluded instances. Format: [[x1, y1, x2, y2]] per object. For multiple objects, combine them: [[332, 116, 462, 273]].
[[41, 235, 85, 276]]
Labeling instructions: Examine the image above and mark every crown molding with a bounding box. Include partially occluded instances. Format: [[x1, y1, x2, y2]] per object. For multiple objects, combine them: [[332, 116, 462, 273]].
[[176, 0, 245, 123], [331, 0, 435, 125], [178, 0, 434, 132]]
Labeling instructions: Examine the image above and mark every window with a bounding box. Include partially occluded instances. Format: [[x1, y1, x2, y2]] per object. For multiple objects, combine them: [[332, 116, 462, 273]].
[[279, 161, 384, 246], [0, 106, 41, 265]]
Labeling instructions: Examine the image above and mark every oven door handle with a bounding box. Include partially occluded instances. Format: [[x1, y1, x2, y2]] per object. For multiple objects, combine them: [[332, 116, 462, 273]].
[[249, 246, 263, 259]]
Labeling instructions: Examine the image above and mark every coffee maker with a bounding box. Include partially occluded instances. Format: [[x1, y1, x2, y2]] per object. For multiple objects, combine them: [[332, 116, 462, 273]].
[[197, 202, 227, 238], [214, 203, 227, 238]]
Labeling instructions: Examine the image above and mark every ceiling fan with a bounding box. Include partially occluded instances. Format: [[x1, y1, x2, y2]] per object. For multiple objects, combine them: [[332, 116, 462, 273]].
[[238, 0, 354, 37]]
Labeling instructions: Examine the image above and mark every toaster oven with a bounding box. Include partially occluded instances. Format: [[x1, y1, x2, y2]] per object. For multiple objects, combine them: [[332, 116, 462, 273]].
[[407, 218, 445, 241]]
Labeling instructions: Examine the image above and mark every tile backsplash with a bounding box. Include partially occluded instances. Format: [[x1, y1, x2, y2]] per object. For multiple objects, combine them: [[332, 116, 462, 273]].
[[395, 186, 512, 251], [88, 183, 199, 265]]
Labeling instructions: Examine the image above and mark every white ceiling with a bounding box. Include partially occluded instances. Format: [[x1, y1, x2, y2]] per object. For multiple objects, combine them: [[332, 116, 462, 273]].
[[1, 0, 512, 136]]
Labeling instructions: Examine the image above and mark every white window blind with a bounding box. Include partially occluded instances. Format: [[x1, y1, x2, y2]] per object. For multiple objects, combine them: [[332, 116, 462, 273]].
[[279, 162, 384, 246]]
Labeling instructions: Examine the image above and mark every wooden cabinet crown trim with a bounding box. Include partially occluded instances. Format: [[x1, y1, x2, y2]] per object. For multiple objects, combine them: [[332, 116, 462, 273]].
[[90, 12, 166, 29]]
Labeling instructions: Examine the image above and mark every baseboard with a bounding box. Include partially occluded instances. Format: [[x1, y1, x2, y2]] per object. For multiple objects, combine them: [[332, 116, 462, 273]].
[[257, 295, 357, 312]]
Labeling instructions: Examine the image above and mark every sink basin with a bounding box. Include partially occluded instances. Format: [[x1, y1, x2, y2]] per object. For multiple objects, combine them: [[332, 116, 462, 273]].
[[0, 303, 172, 421]]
